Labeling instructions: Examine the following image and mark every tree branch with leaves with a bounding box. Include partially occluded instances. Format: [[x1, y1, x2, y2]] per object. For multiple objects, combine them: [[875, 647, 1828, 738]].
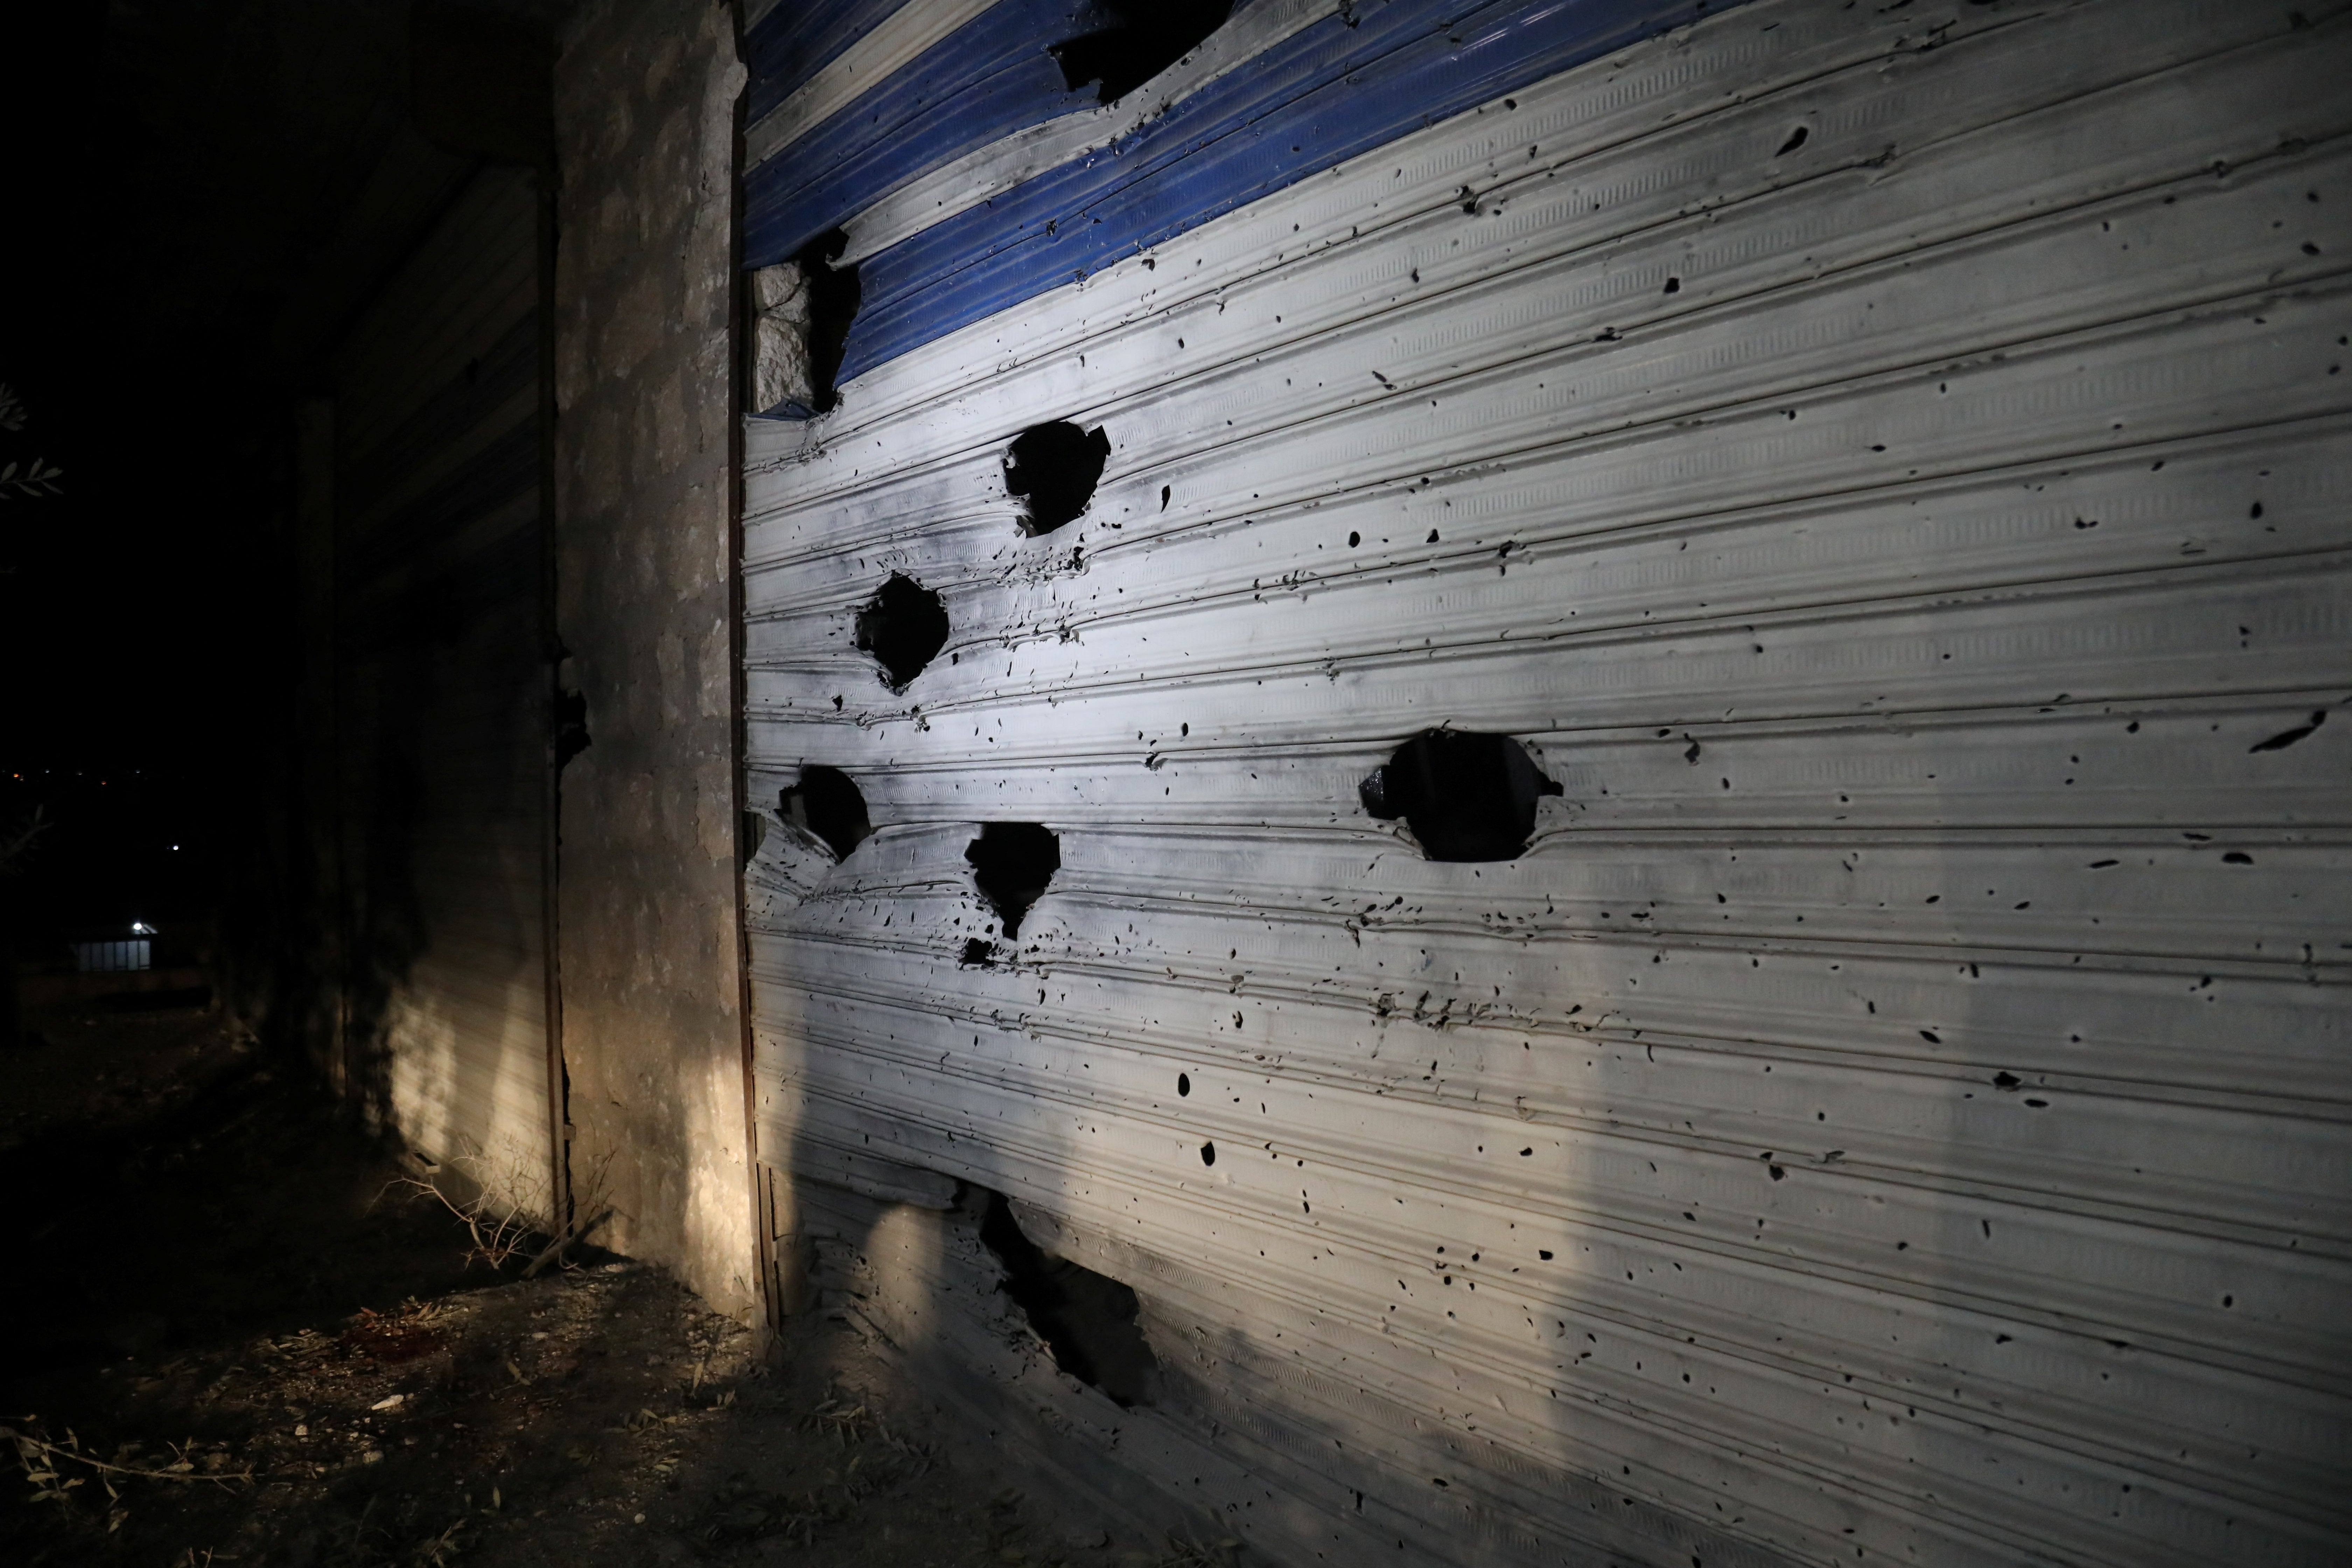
[[0, 381, 64, 500]]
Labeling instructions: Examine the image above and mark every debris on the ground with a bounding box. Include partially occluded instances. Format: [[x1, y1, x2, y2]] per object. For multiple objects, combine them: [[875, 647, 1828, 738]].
[[1, 998, 1148, 1567]]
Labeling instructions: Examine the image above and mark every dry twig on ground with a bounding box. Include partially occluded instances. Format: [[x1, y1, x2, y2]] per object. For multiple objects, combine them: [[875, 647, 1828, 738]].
[[6, 1419, 253, 1539], [373, 1148, 547, 1271]]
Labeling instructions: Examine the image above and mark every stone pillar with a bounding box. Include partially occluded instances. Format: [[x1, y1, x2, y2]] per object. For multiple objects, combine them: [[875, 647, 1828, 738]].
[[551, 0, 753, 1322]]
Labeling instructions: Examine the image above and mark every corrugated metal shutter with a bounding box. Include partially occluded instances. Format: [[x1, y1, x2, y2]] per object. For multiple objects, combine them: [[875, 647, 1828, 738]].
[[740, 2, 2351, 1563], [333, 165, 555, 1220]]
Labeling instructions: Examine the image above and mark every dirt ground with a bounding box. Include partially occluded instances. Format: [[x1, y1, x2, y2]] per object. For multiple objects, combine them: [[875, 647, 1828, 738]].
[[0, 996, 1219, 1568]]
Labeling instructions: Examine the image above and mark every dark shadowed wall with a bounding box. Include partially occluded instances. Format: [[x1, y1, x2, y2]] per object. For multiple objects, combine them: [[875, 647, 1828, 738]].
[[327, 164, 556, 1213]]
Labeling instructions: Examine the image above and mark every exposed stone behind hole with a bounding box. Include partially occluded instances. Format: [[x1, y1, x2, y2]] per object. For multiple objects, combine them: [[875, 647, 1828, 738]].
[[779, 764, 871, 861], [1359, 729, 1563, 862], [1050, 1, 1233, 105], [966, 822, 1060, 940], [748, 228, 863, 419], [854, 572, 948, 690], [1006, 422, 1111, 535], [973, 1187, 1160, 1407]]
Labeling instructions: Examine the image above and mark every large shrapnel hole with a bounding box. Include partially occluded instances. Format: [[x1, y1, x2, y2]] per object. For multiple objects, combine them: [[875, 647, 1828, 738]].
[[1051, 1, 1233, 104], [965, 822, 1059, 940], [1359, 729, 1562, 862], [975, 1188, 1159, 1407], [795, 227, 861, 416], [779, 764, 871, 862], [1004, 421, 1110, 536], [853, 572, 948, 691]]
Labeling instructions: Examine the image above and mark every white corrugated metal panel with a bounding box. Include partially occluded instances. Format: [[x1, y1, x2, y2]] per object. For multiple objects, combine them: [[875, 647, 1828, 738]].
[[742, 1, 2351, 1563], [332, 164, 555, 1222]]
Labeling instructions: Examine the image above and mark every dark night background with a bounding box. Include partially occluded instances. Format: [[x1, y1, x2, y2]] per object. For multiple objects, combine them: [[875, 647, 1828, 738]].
[[5, 2, 394, 963]]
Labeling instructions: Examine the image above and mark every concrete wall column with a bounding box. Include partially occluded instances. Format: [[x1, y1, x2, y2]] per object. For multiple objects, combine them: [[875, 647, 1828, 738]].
[[551, 0, 752, 1322]]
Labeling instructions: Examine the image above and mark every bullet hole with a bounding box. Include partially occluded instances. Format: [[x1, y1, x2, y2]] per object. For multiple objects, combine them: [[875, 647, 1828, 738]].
[[1005, 421, 1111, 535], [788, 228, 862, 416], [966, 822, 1060, 939], [1993, 1072, 2021, 1090], [1348, 531, 1361, 547], [1359, 729, 1563, 862], [1051, 0, 1233, 104], [1539, 1250, 1553, 1260], [1160, 484, 1171, 511], [553, 688, 590, 770], [1663, 276, 1681, 294], [1775, 125, 1809, 155], [779, 764, 872, 861], [854, 572, 949, 691], [959, 938, 996, 968], [1177, 1072, 1191, 1097], [2222, 851, 2254, 864], [1199, 1141, 1216, 1166], [2249, 710, 2325, 751], [974, 1187, 1161, 1406]]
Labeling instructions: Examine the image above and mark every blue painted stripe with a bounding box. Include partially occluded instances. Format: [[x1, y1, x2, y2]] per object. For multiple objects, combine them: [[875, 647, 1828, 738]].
[[745, 0, 1109, 267], [818, 0, 1717, 383], [743, 0, 920, 128]]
